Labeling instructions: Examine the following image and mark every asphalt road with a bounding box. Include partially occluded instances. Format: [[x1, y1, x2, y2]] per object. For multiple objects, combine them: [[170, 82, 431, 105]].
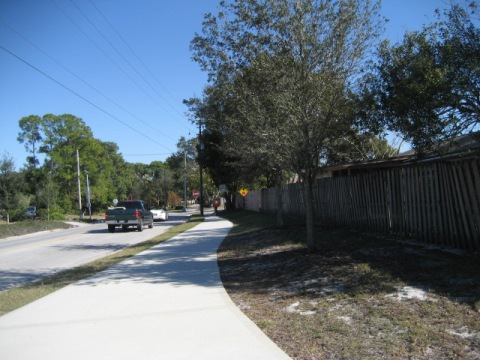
[[0, 214, 191, 292]]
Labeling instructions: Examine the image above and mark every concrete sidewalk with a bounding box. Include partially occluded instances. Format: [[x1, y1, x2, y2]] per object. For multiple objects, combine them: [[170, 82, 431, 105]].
[[0, 216, 291, 360]]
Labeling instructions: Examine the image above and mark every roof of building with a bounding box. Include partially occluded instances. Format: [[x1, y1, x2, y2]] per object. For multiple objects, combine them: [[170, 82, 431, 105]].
[[320, 132, 480, 175]]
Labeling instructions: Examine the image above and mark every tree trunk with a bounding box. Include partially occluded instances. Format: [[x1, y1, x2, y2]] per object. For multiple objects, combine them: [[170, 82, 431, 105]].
[[304, 175, 316, 252], [225, 191, 236, 210], [276, 174, 284, 227]]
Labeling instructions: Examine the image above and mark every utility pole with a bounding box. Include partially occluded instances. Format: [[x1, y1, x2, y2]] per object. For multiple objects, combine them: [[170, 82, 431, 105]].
[[199, 121, 204, 216], [163, 168, 167, 207], [76, 149, 82, 219], [183, 149, 187, 212], [84, 170, 91, 220]]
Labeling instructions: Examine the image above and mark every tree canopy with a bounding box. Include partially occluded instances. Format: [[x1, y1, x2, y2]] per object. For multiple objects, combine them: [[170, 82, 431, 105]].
[[3, 113, 200, 220], [362, 3, 480, 153], [189, 0, 384, 250]]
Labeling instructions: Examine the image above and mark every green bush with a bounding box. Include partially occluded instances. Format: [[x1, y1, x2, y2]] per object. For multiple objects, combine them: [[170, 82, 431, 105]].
[[36, 208, 47, 220], [36, 208, 66, 221], [9, 208, 26, 222], [49, 212, 66, 221]]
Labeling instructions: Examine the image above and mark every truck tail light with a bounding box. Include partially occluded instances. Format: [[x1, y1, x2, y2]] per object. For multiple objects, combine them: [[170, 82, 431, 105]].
[[105, 212, 108, 220], [135, 210, 140, 218]]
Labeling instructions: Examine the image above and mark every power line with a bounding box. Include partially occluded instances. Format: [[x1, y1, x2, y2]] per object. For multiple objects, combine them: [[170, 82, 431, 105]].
[[70, 0, 187, 125], [50, 0, 184, 127], [123, 153, 172, 156], [0, 19, 177, 143], [0, 44, 175, 153], [87, 0, 189, 124]]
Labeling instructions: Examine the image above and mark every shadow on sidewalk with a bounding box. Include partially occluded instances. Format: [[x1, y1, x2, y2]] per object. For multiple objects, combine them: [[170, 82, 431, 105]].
[[74, 217, 231, 288]]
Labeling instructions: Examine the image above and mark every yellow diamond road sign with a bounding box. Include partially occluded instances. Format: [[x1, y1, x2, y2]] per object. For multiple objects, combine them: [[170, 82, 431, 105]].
[[239, 188, 248, 197]]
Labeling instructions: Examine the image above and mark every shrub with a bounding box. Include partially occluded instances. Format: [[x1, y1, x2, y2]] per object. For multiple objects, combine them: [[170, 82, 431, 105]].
[[9, 208, 26, 222], [36, 208, 66, 221], [49, 212, 66, 221]]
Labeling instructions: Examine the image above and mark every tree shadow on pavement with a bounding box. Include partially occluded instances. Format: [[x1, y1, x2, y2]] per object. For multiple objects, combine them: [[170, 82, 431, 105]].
[[74, 219, 231, 288]]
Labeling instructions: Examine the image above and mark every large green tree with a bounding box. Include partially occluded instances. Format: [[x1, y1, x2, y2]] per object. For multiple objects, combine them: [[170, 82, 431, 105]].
[[80, 138, 131, 211], [199, 125, 243, 210], [190, 0, 383, 250], [362, 3, 480, 153], [100, 141, 134, 205], [17, 115, 42, 168], [0, 153, 28, 221], [17, 115, 44, 205], [43, 114, 94, 210], [166, 136, 199, 206], [325, 133, 399, 165], [17, 114, 132, 212], [439, 3, 480, 135], [36, 170, 60, 220], [146, 161, 168, 207], [15, 113, 194, 215], [183, 93, 246, 211]]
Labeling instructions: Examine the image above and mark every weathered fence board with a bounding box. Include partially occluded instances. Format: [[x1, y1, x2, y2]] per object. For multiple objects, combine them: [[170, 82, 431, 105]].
[[240, 156, 479, 251]]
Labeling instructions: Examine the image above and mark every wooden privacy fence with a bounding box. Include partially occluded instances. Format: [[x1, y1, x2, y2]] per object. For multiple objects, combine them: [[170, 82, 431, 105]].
[[240, 156, 480, 251]]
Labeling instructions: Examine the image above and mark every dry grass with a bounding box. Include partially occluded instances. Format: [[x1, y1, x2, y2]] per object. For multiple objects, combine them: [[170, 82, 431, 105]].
[[218, 210, 480, 360], [0, 220, 73, 240]]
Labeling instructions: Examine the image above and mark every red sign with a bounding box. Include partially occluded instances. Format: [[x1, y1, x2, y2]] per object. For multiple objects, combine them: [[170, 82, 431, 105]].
[[193, 190, 199, 197]]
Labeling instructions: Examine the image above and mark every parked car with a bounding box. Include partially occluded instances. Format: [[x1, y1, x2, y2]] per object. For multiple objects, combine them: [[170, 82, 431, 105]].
[[25, 206, 36, 217], [150, 208, 168, 221]]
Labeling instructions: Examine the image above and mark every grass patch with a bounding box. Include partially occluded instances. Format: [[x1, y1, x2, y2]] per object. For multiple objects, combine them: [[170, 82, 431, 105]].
[[0, 220, 73, 240], [218, 210, 480, 360], [0, 215, 204, 316]]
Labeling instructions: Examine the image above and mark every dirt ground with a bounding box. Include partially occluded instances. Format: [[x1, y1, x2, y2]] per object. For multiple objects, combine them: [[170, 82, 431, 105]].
[[217, 225, 480, 360]]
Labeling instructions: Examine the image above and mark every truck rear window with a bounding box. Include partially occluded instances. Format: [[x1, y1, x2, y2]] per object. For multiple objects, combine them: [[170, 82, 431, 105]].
[[117, 201, 142, 209]]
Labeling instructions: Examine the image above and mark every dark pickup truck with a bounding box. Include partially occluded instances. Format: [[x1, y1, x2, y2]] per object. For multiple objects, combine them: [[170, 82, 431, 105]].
[[105, 200, 154, 233]]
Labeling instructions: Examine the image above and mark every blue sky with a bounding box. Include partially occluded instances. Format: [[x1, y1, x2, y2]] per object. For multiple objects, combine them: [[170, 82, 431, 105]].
[[0, 0, 447, 169]]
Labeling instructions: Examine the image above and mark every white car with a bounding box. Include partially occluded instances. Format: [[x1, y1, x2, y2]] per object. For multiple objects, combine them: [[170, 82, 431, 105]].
[[150, 208, 168, 221]]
